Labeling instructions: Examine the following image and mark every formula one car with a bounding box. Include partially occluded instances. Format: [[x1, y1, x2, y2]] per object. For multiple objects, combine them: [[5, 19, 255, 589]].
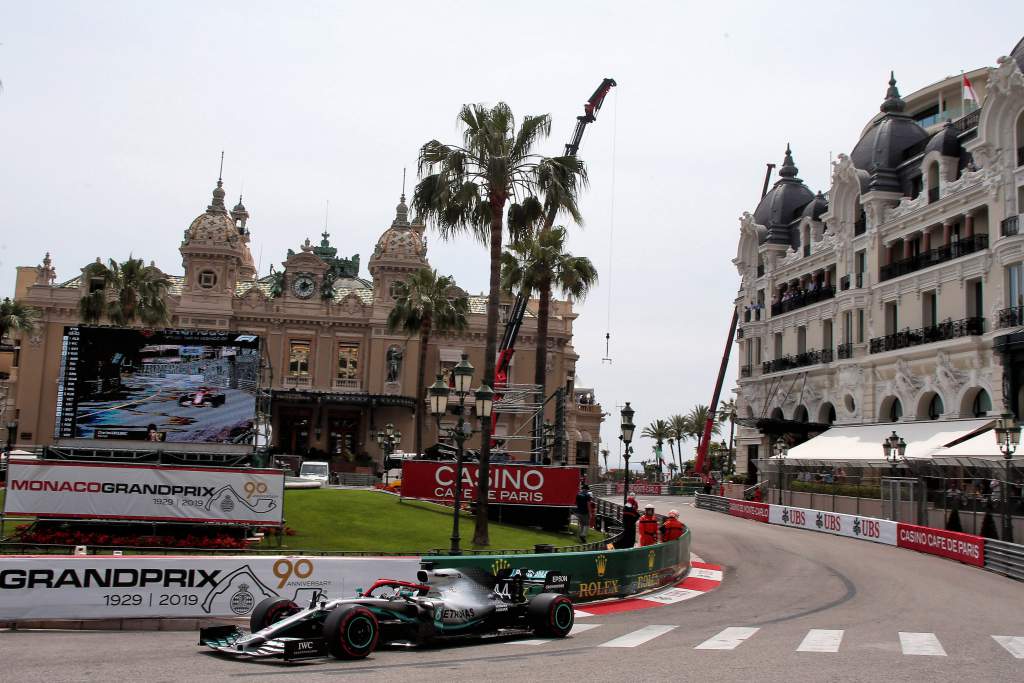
[[178, 387, 226, 407], [199, 566, 574, 661]]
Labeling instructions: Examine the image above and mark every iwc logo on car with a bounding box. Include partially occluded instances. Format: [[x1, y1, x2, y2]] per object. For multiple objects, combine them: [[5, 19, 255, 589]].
[[229, 583, 255, 615]]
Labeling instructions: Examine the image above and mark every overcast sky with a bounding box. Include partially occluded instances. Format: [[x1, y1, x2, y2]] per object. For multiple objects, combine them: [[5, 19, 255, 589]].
[[2, 2, 1022, 468]]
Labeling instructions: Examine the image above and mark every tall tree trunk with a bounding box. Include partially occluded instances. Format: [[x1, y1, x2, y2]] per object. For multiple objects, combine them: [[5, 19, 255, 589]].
[[727, 417, 735, 475], [533, 275, 552, 393], [474, 201, 505, 547], [415, 315, 431, 459]]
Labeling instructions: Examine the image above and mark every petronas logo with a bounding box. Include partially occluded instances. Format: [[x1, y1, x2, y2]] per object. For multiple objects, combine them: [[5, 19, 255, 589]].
[[595, 554, 607, 577]]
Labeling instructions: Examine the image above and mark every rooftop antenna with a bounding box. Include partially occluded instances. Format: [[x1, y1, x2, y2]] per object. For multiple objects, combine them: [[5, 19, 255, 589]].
[[324, 200, 330, 238], [218, 151, 224, 182], [601, 332, 612, 364], [401, 167, 407, 199]]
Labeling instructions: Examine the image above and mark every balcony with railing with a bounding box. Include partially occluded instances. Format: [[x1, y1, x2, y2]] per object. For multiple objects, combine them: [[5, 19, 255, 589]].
[[282, 375, 312, 389], [1002, 215, 1020, 237], [740, 364, 752, 378], [997, 306, 1024, 329], [332, 378, 362, 392], [761, 348, 834, 374], [770, 286, 836, 316], [836, 342, 854, 360], [868, 317, 984, 354], [879, 234, 988, 282]]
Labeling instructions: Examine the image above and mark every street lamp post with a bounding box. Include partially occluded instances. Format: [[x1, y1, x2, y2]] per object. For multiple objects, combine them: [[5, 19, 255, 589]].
[[373, 422, 401, 485], [881, 430, 906, 477], [2, 420, 15, 539], [994, 414, 1020, 543], [774, 440, 788, 505], [428, 354, 493, 556], [620, 402, 635, 505]]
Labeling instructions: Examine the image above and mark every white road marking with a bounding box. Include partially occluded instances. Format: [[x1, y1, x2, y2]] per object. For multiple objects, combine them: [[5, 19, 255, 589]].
[[598, 625, 678, 648], [574, 610, 594, 618], [687, 567, 724, 582], [899, 632, 946, 656], [796, 629, 844, 653], [695, 627, 760, 650], [642, 587, 704, 604], [505, 623, 602, 645], [992, 635, 1024, 659]]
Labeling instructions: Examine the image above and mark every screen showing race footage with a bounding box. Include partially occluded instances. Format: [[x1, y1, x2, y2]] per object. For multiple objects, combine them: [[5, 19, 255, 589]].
[[55, 327, 261, 444]]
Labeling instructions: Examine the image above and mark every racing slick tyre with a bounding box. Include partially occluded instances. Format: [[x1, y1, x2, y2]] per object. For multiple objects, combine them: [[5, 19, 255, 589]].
[[527, 592, 574, 637], [324, 605, 380, 660], [250, 597, 299, 632]]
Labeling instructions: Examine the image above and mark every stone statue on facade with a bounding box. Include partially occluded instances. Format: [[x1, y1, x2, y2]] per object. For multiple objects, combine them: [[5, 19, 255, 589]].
[[386, 345, 403, 383]]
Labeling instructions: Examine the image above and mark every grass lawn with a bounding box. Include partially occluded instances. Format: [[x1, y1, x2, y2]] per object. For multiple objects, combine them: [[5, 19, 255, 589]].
[[262, 488, 603, 553]]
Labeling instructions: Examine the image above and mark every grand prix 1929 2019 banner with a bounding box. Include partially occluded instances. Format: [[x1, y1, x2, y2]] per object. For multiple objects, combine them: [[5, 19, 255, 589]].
[[3, 460, 285, 525], [0, 555, 421, 620]]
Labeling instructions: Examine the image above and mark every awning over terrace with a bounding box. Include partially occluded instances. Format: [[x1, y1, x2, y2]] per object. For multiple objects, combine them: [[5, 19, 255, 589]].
[[927, 426, 1024, 471], [768, 418, 993, 467]]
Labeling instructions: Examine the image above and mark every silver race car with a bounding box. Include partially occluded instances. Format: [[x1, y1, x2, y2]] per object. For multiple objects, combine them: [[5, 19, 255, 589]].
[[199, 565, 574, 661]]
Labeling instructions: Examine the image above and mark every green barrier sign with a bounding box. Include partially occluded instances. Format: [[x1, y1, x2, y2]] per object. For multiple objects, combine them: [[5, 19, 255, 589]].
[[428, 531, 691, 603]]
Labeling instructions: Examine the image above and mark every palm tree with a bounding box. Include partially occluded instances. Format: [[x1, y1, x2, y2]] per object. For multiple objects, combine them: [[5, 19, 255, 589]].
[[414, 102, 560, 546], [387, 268, 469, 459], [79, 257, 170, 326], [500, 223, 598, 383], [641, 419, 672, 479], [669, 413, 688, 475], [0, 297, 40, 343], [717, 398, 738, 475], [600, 448, 609, 475]]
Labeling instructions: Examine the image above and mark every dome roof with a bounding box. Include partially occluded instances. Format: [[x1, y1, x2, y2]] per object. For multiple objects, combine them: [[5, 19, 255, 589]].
[[753, 145, 815, 245], [801, 191, 828, 220], [372, 194, 426, 261], [849, 73, 928, 192], [184, 180, 239, 245], [925, 121, 961, 157]]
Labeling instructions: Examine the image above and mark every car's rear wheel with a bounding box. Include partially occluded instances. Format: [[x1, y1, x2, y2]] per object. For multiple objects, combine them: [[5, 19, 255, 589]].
[[324, 605, 379, 659], [250, 597, 299, 632], [527, 592, 574, 637]]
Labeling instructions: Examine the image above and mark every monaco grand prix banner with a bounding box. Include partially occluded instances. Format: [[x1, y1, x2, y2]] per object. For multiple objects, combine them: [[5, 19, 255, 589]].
[[4, 461, 284, 526], [728, 499, 770, 522], [769, 504, 898, 546], [400, 460, 579, 506], [896, 523, 984, 567], [0, 555, 420, 621]]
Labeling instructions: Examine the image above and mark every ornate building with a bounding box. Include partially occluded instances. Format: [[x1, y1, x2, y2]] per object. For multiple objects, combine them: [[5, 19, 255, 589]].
[[732, 38, 1024, 478], [4, 176, 604, 479]]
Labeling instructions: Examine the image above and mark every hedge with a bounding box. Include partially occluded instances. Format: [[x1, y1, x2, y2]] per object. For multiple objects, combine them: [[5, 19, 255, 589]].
[[788, 480, 882, 499]]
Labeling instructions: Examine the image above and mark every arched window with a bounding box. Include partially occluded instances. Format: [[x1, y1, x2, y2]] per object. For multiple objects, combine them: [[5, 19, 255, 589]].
[[972, 389, 991, 417], [819, 402, 836, 425], [770, 407, 785, 421], [1016, 110, 1024, 169], [882, 396, 903, 423], [794, 405, 809, 423], [927, 162, 940, 203], [928, 394, 944, 420]]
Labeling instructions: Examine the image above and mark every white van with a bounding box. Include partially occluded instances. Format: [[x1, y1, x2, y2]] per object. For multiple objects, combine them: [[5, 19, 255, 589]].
[[298, 460, 330, 484]]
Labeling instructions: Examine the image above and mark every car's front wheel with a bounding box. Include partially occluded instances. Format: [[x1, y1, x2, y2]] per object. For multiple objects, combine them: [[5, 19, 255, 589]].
[[324, 605, 380, 659], [527, 593, 574, 637], [250, 597, 299, 632]]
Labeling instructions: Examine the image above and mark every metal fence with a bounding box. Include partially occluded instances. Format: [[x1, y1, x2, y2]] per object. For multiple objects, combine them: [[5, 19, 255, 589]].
[[984, 538, 1024, 582]]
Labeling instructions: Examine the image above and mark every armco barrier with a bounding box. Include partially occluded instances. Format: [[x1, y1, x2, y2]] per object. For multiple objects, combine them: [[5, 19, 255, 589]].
[[697, 493, 1023, 582], [428, 530, 691, 602]]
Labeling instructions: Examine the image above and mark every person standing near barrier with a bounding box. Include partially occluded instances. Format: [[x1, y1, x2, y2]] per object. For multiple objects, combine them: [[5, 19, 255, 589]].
[[575, 484, 593, 542], [617, 495, 639, 548], [660, 509, 685, 541], [638, 504, 660, 546]]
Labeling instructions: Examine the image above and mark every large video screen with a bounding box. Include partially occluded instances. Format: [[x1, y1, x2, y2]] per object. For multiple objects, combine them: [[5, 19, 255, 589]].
[[55, 327, 261, 444]]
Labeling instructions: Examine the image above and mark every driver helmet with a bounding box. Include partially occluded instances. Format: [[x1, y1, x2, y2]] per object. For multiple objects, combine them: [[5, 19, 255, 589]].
[[668, 509, 679, 518]]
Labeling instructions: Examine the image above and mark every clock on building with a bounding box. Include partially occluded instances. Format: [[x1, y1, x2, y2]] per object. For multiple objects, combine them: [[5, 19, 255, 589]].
[[292, 274, 316, 299]]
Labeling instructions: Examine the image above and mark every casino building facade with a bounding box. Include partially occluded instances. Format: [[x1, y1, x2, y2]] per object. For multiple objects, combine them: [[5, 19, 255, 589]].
[[2, 177, 604, 479], [731, 39, 1024, 478]]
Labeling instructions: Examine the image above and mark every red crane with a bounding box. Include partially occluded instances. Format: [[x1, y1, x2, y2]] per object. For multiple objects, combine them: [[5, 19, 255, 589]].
[[491, 78, 617, 444]]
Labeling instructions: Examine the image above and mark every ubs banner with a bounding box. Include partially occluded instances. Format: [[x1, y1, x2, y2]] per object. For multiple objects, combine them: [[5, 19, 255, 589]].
[[0, 555, 420, 621], [401, 460, 580, 507], [4, 461, 285, 526], [768, 504, 898, 546]]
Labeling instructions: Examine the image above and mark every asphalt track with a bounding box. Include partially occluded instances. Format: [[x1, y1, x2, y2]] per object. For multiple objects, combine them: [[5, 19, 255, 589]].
[[5, 504, 1023, 682]]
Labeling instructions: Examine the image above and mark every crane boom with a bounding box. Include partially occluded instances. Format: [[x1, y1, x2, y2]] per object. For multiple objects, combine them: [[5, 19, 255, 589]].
[[694, 162, 775, 481], [491, 78, 617, 450]]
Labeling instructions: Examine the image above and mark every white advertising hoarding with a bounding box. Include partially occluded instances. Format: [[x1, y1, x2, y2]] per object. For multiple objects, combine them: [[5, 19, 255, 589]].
[[0, 555, 421, 620], [768, 504, 897, 546], [4, 461, 285, 526]]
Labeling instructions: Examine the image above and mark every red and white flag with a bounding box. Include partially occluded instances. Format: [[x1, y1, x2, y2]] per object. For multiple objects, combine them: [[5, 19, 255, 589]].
[[962, 74, 978, 103]]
